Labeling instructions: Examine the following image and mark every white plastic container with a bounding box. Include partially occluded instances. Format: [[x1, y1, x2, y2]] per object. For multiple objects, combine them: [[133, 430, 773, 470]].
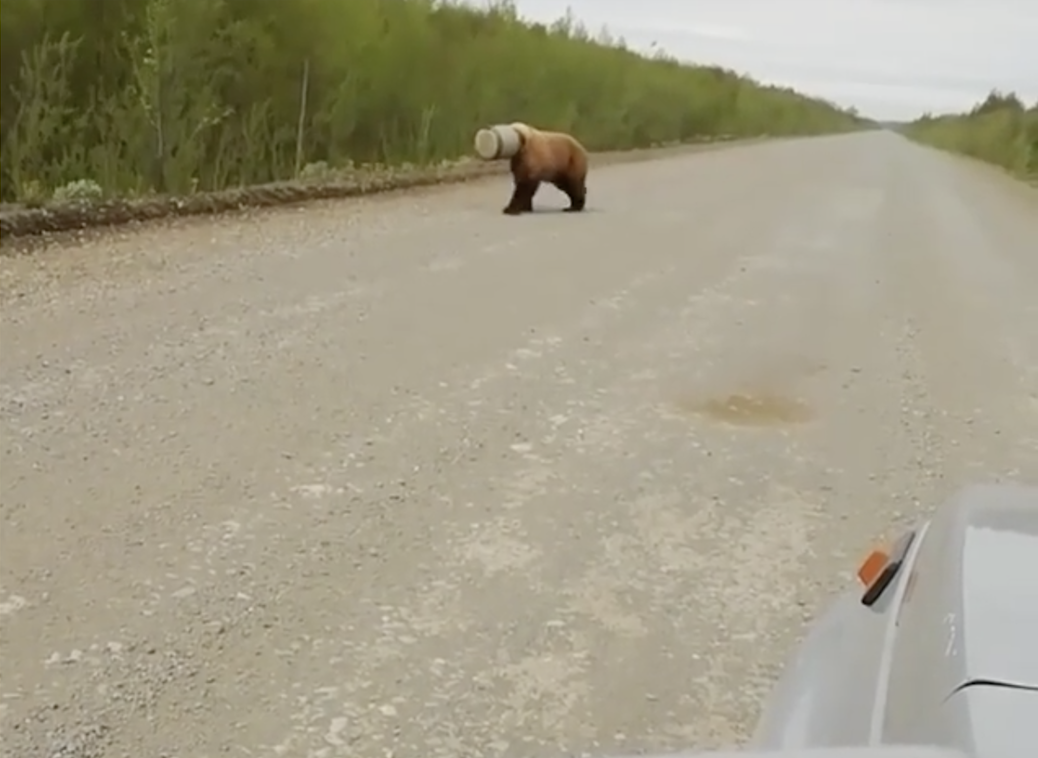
[[473, 124, 523, 160]]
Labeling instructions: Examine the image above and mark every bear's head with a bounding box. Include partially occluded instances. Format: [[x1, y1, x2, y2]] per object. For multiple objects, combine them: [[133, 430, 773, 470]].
[[509, 122, 535, 147]]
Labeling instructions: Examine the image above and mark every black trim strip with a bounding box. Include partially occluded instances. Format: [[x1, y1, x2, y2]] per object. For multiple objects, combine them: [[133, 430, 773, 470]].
[[951, 678, 1038, 695]]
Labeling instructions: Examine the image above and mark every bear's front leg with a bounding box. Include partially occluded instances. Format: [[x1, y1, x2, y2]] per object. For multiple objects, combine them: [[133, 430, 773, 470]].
[[503, 180, 538, 215]]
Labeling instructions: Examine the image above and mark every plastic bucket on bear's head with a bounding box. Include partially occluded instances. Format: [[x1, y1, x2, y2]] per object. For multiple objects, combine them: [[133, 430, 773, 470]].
[[473, 124, 522, 161]]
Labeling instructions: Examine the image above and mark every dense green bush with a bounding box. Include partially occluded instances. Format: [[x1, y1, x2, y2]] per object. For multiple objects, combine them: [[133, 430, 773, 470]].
[[904, 90, 1038, 180], [0, 0, 862, 203]]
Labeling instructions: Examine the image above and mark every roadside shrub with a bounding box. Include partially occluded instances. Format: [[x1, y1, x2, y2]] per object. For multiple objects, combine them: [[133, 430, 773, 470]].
[[51, 178, 104, 204], [904, 90, 1038, 180]]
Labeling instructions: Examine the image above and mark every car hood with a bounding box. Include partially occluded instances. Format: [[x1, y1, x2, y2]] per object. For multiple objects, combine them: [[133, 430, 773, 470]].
[[956, 485, 1038, 688]]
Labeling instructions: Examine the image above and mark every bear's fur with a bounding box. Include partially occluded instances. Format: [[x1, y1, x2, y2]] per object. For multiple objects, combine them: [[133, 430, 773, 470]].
[[502, 123, 588, 215]]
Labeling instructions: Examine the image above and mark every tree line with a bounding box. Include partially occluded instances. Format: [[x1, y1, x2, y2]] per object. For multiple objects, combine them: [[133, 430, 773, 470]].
[[0, 0, 865, 204], [904, 90, 1038, 181]]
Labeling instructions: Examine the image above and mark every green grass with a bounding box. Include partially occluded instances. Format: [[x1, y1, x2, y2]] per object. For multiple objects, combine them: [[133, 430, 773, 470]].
[[0, 0, 866, 204], [902, 90, 1038, 181]]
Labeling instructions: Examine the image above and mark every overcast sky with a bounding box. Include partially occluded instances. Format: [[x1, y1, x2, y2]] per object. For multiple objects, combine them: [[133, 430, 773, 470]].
[[505, 0, 1036, 121]]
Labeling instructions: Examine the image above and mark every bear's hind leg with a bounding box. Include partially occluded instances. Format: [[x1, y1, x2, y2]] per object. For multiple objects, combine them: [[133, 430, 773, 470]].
[[553, 176, 586, 212], [504, 180, 539, 215], [565, 184, 586, 212]]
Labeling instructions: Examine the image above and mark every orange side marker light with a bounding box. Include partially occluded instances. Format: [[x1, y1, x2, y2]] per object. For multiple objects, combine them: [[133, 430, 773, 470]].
[[858, 530, 917, 607], [857, 548, 889, 588]]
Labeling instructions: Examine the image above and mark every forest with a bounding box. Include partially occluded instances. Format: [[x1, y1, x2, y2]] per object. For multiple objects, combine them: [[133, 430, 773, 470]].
[[0, 0, 865, 204]]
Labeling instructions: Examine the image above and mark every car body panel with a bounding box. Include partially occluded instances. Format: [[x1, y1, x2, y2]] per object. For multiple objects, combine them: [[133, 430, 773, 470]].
[[748, 483, 1038, 757], [747, 589, 897, 748], [881, 483, 1038, 750]]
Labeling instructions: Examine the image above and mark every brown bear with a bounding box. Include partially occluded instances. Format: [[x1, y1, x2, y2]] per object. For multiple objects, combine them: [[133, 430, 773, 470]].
[[502, 123, 588, 215]]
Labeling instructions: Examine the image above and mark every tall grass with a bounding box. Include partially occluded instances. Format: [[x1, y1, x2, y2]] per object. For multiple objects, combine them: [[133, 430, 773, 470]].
[[0, 0, 864, 203], [904, 90, 1038, 181]]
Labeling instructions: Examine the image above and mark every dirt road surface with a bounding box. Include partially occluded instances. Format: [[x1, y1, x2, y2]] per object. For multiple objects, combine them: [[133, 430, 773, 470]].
[[2, 131, 1037, 758]]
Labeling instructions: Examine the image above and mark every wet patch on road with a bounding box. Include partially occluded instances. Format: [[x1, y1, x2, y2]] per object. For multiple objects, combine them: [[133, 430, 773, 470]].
[[675, 391, 814, 426]]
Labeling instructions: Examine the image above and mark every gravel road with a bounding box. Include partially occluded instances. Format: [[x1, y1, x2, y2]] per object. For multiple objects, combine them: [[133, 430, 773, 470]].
[[2, 131, 1037, 758]]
